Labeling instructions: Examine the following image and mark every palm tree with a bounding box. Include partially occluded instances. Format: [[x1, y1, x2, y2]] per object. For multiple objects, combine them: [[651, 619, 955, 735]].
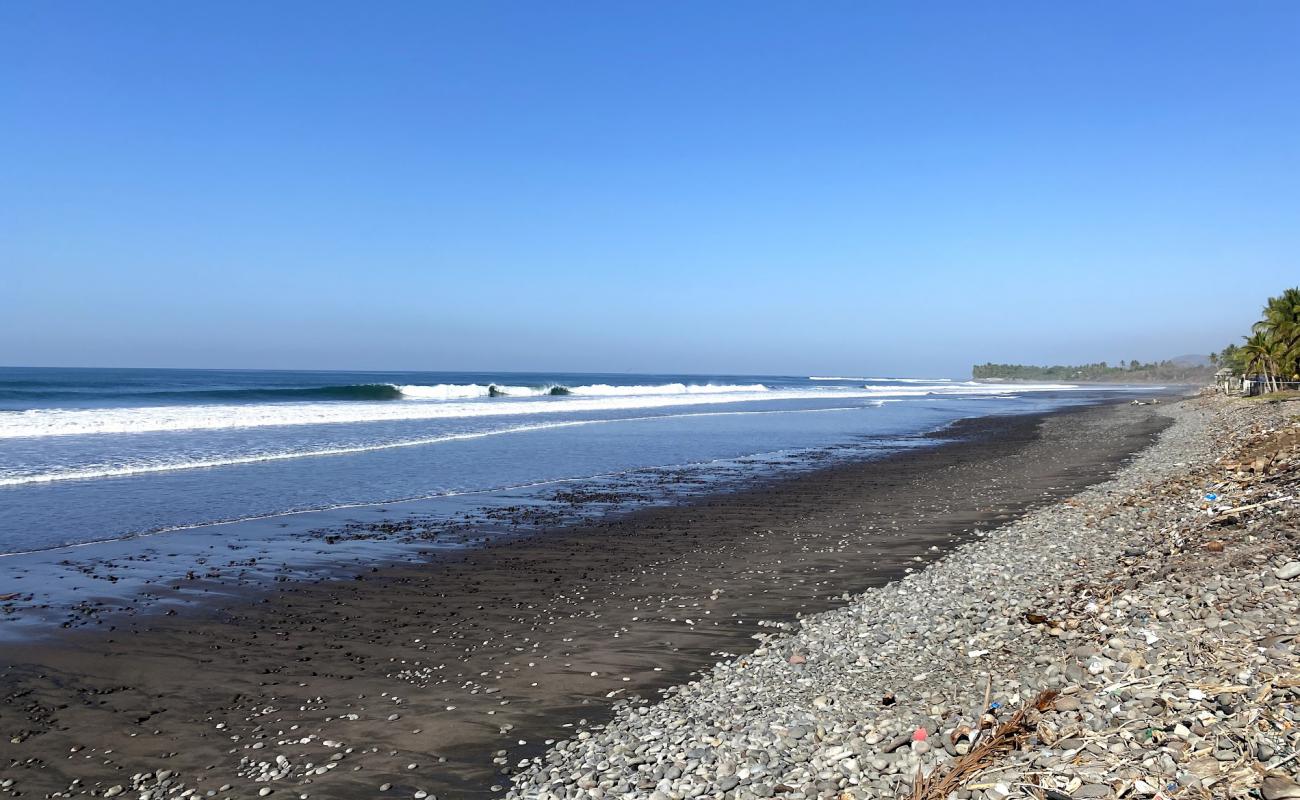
[[1248, 288, 1300, 392], [1241, 331, 1275, 393], [1268, 336, 1293, 390], [1273, 288, 1300, 381]]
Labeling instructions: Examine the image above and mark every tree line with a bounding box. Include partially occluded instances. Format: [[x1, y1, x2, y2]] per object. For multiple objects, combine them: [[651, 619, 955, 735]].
[[1213, 287, 1300, 392], [971, 361, 1213, 383]]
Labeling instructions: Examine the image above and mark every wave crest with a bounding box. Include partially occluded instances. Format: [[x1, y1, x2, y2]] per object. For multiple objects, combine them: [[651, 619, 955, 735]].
[[0, 382, 1117, 439], [393, 382, 768, 399]]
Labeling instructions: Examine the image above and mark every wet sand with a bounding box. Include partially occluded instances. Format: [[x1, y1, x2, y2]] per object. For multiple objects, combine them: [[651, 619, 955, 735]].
[[0, 402, 1171, 799]]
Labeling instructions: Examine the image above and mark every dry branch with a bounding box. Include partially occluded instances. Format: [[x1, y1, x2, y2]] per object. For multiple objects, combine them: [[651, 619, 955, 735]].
[[909, 690, 1059, 800]]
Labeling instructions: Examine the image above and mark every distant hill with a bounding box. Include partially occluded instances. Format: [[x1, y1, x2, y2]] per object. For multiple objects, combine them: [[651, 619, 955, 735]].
[[972, 359, 1215, 384]]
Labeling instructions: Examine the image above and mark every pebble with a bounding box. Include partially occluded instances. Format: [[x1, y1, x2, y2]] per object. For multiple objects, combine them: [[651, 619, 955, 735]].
[[504, 398, 1300, 800]]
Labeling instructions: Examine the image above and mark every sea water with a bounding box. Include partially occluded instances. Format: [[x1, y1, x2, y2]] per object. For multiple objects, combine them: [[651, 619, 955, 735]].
[[0, 367, 1153, 555]]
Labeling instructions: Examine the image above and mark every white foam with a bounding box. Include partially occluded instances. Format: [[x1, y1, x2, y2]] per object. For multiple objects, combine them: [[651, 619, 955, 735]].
[[808, 377, 954, 383], [0, 406, 868, 486], [0, 389, 785, 438], [392, 382, 767, 399], [0, 420, 596, 486], [397, 383, 491, 399], [566, 383, 769, 396], [0, 382, 1106, 439], [396, 383, 553, 399]]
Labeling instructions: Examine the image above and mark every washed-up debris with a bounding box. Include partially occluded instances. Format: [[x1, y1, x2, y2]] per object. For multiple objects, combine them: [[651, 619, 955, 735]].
[[909, 690, 1058, 800]]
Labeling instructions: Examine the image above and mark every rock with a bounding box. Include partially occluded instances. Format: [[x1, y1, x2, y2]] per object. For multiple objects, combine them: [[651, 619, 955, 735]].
[[1262, 777, 1300, 800], [985, 784, 1011, 800], [1274, 562, 1300, 580], [883, 733, 912, 753]]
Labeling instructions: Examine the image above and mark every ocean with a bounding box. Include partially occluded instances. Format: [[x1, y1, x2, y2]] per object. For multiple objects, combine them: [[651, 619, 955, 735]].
[[0, 367, 1157, 559]]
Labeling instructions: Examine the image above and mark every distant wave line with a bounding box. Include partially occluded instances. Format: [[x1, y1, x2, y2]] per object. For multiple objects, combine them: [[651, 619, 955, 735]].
[[0, 383, 1095, 438], [0, 383, 407, 403], [0, 381, 772, 404]]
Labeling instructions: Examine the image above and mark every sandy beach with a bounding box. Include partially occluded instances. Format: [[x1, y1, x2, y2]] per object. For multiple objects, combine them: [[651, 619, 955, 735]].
[[0, 400, 1175, 799]]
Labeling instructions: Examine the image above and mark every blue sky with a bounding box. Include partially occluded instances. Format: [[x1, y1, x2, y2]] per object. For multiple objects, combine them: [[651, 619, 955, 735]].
[[2, 2, 1297, 377]]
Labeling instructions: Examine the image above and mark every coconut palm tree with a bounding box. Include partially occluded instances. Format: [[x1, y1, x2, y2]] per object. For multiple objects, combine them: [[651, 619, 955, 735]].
[[1277, 288, 1300, 380], [1241, 331, 1276, 393], [1270, 336, 1294, 390], [1257, 288, 1300, 386]]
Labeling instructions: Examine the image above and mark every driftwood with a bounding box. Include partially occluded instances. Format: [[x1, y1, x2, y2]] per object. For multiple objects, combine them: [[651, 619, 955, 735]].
[[1210, 495, 1293, 521]]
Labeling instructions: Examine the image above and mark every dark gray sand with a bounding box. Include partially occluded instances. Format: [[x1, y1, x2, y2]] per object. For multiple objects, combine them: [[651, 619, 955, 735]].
[[0, 402, 1170, 799]]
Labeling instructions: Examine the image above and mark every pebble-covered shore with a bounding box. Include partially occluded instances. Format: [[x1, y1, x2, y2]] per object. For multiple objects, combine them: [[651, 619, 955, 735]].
[[506, 394, 1300, 800]]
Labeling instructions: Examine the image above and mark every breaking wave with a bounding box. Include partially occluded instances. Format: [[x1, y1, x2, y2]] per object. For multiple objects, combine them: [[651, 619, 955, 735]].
[[0, 382, 1099, 439], [0, 383, 409, 403], [0, 381, 768, 404], [808, 377, 954, 383], [395, 382, 768, 399]]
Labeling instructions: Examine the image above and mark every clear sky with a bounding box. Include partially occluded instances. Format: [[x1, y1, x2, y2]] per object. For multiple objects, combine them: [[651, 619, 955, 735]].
[[2, 2, 1297, 377]]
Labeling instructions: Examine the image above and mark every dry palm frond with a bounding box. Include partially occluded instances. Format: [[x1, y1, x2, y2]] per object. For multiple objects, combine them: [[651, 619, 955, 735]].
[[909, 690, 1059, 800]]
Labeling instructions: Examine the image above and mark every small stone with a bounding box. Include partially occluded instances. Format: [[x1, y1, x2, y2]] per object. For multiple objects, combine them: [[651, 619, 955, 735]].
[[883, 733, 912, 753], [985, 783, 1011, 800], [1275, 562, 1300, 581], [1262, 777, 1300, 800]]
